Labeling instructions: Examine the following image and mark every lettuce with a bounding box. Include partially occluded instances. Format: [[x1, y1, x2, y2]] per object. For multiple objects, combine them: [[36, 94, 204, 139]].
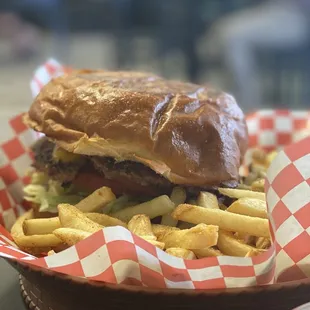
[[102, 195, 144, 214], [24, 174, 86, 213], [38, 193, 85, 213]]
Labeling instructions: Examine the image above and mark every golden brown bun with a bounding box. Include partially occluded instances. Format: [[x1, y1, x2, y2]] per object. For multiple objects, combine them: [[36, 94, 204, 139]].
[[25, 70, 248, 187]]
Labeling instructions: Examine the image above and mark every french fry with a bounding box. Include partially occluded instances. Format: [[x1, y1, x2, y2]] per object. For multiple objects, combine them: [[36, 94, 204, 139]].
[[234, 232, 248, 240], [128, 214, 156, 241], [243, 171, 259, 186], [218, 204, 227, 211], [24, 217, 61, 235], [13, 143, 278, 260], [141, 236, 165, 250], [21, 247, 57, 256], [102, 195, 138, 214], [48, 250, 56, 256], [237, 183, 252, 190], [11, 209, 34, 224], [217, 230, 261, 257], [251, 179, 265, 192], [21, 244, 68, 256], [161, 187, 186, 227], [234, 232, 256, 246], [170, 187, 187, 205], [85, 213, 127, 228], [152, 224, 180, 240], [258, 170, 267, 179], [226, 198, 267, 219], [12, 233, 62, 249], [193, 247, 223, 258], [75, 186, 116, 213], [218, 188, 265, 201], [251, 163, 268, 174], [172, 204, 270, 237], [166, 247, 196, 259], [245, 249, 266, 257], [53, 228, 91, 246], [58, 204, 103, 233], [111, 195, 175, 222], [256, 237, 271, 249], [127, 214, 166, 249], [157, 223, 218, 250], [197, 192, 219, 209], [252, 149, 267, 165], [11, 210, 62, 249], [266, 151, 278, 166]]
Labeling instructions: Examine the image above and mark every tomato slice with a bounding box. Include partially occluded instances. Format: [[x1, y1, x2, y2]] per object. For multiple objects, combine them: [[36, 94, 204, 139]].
[[73, 172, 164, 197]]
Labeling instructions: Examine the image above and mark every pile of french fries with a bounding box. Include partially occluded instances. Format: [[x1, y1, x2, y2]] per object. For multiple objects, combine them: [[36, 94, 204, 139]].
[[11, 149, 276, 260], [240, 148, 278, 191]]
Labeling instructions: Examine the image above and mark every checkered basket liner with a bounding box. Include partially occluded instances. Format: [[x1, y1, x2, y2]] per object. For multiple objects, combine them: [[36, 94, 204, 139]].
[[0, 60, 309, 290]]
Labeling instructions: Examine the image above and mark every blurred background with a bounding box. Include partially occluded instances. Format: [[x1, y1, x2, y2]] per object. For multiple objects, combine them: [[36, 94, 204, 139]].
[[0, 0, 309, 115]]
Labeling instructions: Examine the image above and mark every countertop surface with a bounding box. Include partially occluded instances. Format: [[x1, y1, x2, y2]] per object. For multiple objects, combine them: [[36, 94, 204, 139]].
[[0, 259, 26, 310]]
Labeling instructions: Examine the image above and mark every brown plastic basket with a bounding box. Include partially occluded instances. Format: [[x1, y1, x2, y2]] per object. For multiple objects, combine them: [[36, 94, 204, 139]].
[[7, 259, 310, 310]]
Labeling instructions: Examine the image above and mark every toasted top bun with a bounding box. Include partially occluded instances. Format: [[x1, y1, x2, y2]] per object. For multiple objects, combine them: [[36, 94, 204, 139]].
[[25, 70, 248, 187]]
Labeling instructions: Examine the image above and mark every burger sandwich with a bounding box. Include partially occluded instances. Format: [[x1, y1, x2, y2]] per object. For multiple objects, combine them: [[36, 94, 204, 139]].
[[23, 70, 248, 218]]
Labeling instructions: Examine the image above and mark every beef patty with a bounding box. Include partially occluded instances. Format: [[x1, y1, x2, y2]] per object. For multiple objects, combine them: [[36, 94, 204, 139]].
[[32, 138, 173, 194], [91, 157, 172, 192], [32, 138, 84, 183], [31, 138, 234, 204]]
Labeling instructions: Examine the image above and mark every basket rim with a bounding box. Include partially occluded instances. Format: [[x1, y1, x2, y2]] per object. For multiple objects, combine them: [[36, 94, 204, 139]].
[[8, 258, 310, 296]]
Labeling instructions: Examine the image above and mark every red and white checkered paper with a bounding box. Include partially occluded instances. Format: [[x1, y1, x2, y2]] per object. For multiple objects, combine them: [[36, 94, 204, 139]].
[[0, 60, 309, 290]]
